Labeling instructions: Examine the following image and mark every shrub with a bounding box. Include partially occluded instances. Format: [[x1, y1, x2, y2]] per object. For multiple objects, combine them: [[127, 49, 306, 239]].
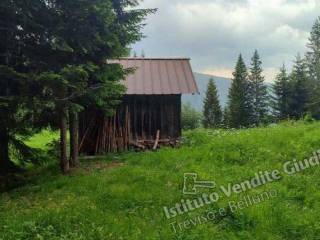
[[303, 112, 315, 123], [181, 103, 202, 130]]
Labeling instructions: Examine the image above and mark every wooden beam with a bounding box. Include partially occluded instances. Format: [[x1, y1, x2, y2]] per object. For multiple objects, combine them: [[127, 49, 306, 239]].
[[153, 130, 160, 150], [130, 141, 146, 150]]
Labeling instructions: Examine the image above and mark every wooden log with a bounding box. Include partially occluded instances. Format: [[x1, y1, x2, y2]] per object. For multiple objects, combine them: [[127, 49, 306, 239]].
[[138, 139, 171, 144], [153, 130, 160, 150], [125, 106, 129, 150], [113, 116, 116, 152], [95, 121, 101, 154], [79, 117, 95, 152], [129, 140, 146, 150], [101, 117, 106, 152], [108, 117, 111, 152], [127, 106, 131, 149]]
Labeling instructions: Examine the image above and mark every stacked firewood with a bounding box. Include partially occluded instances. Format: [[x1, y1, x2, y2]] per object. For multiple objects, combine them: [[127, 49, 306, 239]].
[[79, 107, 131, 154], [79, 110, 180, 154], [129, 131, 180, 150]]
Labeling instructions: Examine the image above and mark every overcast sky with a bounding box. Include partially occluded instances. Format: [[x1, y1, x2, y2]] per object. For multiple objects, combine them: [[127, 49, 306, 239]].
[[132, 0, 320, 82]]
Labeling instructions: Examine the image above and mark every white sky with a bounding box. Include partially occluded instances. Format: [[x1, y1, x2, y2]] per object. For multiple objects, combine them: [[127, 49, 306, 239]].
[[133, 0, 320, 82]]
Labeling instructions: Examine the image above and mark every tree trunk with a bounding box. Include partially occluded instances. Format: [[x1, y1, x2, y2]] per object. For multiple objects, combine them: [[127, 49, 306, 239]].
[[60, 106, 69, 174], [69, 111, 79, 167], [0, 128, 10, 176]]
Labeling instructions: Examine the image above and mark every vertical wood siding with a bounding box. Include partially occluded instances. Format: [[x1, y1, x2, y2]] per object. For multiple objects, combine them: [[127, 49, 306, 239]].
[[79, 95, 181, 154]]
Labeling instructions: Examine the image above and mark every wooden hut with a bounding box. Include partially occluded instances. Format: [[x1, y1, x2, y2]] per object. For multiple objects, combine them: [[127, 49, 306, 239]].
[[79, 58, 199, 154]]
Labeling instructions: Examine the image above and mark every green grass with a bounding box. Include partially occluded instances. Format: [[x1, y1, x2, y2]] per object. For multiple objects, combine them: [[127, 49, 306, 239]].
[[25, 129, 59, 150], [1, 122, 320, 239]]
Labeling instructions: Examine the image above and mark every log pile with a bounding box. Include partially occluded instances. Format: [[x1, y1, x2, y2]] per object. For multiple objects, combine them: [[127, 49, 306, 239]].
[[79, 95, 182, 155], [79, 107, 131, 154], [79, 110, 180, 154], [130, 137, 180, 151]]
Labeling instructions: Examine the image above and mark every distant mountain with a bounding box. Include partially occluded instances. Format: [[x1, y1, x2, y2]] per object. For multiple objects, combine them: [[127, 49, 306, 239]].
[[182, 72, 231, 111]]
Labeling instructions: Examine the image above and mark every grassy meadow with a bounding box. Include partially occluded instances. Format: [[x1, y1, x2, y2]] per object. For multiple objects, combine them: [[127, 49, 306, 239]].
[[1, 121, 320, 239]]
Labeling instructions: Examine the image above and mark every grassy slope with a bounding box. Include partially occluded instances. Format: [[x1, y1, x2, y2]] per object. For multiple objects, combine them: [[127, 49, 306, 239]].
[[1, 122, 320, 239]]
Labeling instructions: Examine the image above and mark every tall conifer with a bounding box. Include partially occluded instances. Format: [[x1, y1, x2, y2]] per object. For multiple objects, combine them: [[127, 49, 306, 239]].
[[248, 50, 269, 125], [272, 65, 290, 120], [0, 0, 155, 174], [306, 17, 320, 118], [288, 55, 310, 119], [0, 0, 50, 174], [202, 78, 222, 128], [227, 54, 251, 128]]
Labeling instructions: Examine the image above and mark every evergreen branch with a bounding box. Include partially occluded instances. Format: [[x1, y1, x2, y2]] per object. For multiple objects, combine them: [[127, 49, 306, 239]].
[[54, 84, 105, 101]]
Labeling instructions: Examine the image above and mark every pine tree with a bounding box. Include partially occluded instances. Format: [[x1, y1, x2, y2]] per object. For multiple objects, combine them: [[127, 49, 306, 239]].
[[0, 0, 153, 175], [26, 0, 154, 174], [227, 54, 251, 128], [37, 66, 90, 172], [202, 78, 222, 128], [272, 64, 290, 120], [306, 17, 320, 119], [0, 0, 51, 175], [248, 50, 269, 125], [288, 55, 310, 119]]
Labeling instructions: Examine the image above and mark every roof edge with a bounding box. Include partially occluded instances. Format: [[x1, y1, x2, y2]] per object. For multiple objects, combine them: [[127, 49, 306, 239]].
[[186, 60, 200, 94], [112, 57, 191, 60]]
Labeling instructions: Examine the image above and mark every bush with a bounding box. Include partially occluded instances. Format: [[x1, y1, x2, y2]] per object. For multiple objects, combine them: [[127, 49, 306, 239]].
[[303, 112, 315, 123], [181, 103, 202, 130]]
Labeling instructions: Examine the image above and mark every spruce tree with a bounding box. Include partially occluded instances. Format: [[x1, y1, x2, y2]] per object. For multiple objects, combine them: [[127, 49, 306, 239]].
[[5, 0, 155, 174], [0, 0, 51, 175], [288, 55, 310, 119], [43, 0, 153, 173], [227, 54, 251, 128], [0, 0, 155, 175], [248, 50, 269, 125], [202, 78, 222, 128], [306, 17, 320, 119], [272, 64, 290, 120]]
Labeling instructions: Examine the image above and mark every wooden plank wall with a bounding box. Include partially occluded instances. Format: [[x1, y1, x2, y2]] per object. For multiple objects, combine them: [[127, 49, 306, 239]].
[[79, 94, 181, 155]]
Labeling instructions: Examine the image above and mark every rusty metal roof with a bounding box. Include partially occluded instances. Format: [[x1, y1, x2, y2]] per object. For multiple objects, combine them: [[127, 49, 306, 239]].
[[109, 58, 199, 95]]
